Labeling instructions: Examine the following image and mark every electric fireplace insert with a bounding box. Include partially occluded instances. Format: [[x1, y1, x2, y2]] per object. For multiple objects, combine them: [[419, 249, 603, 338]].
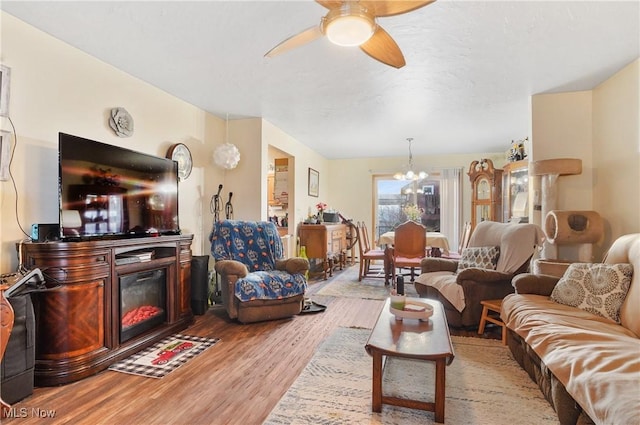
[[119, 268, 167, 343]]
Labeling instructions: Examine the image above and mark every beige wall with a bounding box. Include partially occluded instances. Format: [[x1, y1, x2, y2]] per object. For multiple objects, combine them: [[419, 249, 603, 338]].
[[262, 119, 329, 231], [592, 58, 640, 253], [0, 13, 229, 270], [214, 118, 263, 223], [327, 152, 506, 237], [0, 13, 328, 271], [532, 59, 639, 260], [531, 91, 594, 212]]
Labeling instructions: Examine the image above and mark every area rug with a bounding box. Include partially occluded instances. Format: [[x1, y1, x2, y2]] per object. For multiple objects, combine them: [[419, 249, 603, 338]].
[[264, 327, 558, 425], [108, 334, 220, 379], [315, 265, 418, 300]]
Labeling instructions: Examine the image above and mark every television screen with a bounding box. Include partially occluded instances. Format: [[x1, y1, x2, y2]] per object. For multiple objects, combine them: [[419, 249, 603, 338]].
[[58, 133, 180, 240]]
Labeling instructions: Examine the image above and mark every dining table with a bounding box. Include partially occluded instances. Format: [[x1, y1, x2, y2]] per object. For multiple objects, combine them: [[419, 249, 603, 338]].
[[377, 231, 451, 256]]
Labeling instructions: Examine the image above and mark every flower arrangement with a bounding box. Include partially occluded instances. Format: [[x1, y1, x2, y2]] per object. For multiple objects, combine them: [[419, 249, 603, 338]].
[[403, 204, 421, 222], [316, 202, 328, 223]]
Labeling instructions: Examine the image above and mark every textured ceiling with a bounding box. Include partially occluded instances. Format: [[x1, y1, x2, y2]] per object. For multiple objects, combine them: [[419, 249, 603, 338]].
[[2, 1, 638, 159]]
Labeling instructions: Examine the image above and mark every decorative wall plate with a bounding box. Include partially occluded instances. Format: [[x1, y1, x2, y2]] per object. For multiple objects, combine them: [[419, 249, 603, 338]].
[[109, 107, 134, 137], [167, 143, 193, 181]]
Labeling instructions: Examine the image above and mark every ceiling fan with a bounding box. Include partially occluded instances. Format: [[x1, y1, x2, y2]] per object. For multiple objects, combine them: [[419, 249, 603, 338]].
[[264, 0, 436, 69]]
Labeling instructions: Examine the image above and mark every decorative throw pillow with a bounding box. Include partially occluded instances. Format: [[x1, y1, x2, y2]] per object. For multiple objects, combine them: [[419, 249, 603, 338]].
[[456, 246, 500, 273], [550, 263, 633, 323]]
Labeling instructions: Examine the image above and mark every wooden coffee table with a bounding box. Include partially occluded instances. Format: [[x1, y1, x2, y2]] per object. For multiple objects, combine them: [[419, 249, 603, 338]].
[[365, 298, 454, 423]]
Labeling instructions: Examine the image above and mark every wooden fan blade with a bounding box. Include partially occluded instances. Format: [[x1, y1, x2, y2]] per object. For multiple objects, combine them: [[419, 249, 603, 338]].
[[315, 0, 343, 10], [360, 26, 406, 68], [360, 0, 436, 17], [265, 26, 323, 58]]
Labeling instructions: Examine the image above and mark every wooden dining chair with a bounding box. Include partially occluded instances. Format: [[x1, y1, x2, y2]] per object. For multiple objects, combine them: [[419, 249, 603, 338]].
[[391, 220, 427, 282], [356, 222, 386, 281], [361, 221, 373, 252], [443, 221, 472, 259]]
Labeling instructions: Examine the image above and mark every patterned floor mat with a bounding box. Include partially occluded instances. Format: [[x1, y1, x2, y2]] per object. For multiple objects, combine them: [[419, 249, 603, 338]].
[[108, 334, 220, 378]]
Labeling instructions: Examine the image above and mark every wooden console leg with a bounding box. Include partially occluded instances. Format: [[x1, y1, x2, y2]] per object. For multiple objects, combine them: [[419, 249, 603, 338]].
[[0, 285, 15, 418]]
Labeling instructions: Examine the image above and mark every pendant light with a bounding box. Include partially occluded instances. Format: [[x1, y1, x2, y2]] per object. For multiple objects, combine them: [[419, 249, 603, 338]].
[[213, 113, 241, 170]]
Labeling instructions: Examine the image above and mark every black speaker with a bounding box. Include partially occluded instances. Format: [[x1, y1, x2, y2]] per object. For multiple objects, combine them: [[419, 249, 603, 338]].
[[190, 256, 209, 315], [1, 293, 36, 404]]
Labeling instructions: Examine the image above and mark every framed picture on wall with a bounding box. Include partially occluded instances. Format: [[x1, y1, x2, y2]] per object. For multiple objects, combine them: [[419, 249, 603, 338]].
[[0, 64, 11, 117], [308, 168, 319, 197]]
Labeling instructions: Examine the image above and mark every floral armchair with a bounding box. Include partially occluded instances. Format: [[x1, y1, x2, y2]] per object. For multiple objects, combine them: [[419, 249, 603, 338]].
[[210, 220, 309, 323]]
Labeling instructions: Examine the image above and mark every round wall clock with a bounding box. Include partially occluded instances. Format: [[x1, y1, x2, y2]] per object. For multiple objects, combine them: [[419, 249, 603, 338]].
[[167, 143, 193, 181]]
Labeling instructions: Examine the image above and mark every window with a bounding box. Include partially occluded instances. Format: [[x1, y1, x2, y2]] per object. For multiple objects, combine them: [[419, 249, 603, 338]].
[[372, 168, 462, 249]]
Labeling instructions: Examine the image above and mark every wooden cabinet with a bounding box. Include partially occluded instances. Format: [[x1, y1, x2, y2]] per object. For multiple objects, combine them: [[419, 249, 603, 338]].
[[298, 224, 347, 280], [21, 235, 194, 386], [468, 159, 503, 231], [502, 159, 529, 223]]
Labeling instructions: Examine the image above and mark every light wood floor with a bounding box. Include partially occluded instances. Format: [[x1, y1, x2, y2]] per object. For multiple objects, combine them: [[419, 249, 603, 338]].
[[4, 266, 499, 425]]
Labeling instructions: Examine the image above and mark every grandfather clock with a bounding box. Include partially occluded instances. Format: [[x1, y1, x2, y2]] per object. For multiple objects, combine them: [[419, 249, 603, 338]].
[[468, 159, 503, 231]]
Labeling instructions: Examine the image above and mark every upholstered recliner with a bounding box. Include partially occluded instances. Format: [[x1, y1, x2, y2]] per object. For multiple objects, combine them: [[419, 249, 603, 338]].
[[211, 220, 309, 324], [414, 221, 544, 328]]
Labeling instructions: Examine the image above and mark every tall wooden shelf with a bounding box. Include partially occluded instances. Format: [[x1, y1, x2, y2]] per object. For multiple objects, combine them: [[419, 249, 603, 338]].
[[21, 234, 194, 386], [502, 159, 529, 223]]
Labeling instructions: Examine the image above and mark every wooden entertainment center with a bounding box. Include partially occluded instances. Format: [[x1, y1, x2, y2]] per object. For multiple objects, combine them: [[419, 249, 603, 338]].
[[20, 234, 194, 386]]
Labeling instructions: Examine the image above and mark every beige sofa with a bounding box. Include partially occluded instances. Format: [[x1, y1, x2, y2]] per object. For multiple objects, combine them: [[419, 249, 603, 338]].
[[501, 233, 640, 425]]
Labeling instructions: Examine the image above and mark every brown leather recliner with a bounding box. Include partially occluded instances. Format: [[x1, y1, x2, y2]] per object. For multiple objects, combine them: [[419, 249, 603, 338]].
[[414, 221, 544, 328]]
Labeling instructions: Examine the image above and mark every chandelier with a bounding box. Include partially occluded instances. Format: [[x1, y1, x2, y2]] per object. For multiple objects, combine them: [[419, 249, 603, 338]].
[[394, 138, 428, 181]]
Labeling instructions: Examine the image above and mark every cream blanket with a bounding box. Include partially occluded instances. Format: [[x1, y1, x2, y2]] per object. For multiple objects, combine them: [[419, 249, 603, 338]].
[[417, 222, 545, 312], [502, 294, 640, 425], [414, 271, 462, 310], [467, 221, 545, 274]]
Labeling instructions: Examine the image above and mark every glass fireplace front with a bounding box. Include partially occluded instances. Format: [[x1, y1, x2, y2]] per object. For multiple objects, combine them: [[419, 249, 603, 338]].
[[119, 268, 167, 343]]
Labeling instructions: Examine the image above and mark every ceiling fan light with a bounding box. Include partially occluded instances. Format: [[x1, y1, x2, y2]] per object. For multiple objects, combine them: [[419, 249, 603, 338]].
[[326, 15, 374, 46]]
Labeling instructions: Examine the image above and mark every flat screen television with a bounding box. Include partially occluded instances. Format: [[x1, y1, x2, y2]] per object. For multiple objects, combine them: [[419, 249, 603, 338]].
[[58, 132, 180, 241]]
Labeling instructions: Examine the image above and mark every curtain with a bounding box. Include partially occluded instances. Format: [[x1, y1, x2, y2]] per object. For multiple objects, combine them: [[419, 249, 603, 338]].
[[440, 167, 463, 251]]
